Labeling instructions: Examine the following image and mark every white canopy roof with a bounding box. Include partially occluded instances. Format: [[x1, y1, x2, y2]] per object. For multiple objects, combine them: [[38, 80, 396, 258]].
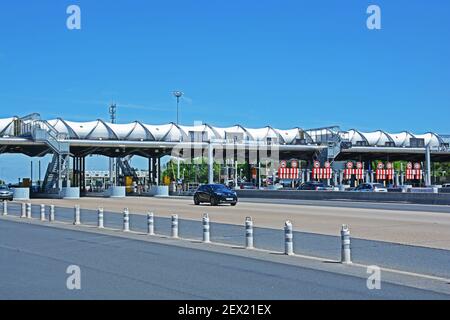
[[389, 132, 416, 147], [0, 117, 446, 149], [414, 133, 443, 148], [340, 129, 443, 148]]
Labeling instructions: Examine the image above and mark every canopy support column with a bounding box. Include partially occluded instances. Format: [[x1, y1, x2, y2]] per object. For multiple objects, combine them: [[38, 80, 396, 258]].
[[208, 143, 214, 184], [425, 145, 432, 186]]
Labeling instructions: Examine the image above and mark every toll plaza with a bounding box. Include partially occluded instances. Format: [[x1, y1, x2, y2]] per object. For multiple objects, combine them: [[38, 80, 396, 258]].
[[1, 113, 450, 198]]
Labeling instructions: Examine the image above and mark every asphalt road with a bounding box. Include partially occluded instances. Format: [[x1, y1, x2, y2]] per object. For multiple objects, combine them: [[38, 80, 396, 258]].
[[5, 203, 450, 279], [19, 197, 450, 250], [1, 220, 449, 300]]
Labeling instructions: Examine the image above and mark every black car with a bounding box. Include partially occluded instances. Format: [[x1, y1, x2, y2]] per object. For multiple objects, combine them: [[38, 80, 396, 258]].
[[194, 184, 238, 206]]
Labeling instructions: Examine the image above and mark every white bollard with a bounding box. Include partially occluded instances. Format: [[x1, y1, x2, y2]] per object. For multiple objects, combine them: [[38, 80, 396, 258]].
[[26, 203, 32, 219], [49, 205, 55, 222], [74, 205, 81, 225], [284, 220, 294, 255], [202, 213, 210, 243], [147, 212, 154, 235], [171, 214, 179, 238], [2, 200, 7, 216], [98, 208, 104, 229], [21, 203, 26, 218], [341, 224, 352, 264], [123, 208, 130, 232], [40, 204, 46, 221], [245, 217, 254, 249]]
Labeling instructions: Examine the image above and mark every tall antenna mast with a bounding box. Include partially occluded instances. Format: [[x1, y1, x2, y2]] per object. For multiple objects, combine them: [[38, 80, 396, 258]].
[[109, 103, 117, 124]]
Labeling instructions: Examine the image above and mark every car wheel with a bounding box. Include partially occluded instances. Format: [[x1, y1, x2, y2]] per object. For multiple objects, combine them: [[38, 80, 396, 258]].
[[230, 202, 237, 207], [210, 197, 218, 206], [194, 195, 200, 205]]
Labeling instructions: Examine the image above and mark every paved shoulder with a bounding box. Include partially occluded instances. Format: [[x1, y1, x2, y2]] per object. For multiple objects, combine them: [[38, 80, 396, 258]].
[[0, 220, 449, 300]]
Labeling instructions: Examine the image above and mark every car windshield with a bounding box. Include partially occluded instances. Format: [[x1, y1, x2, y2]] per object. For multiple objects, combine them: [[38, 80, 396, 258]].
[[0, 186, 9, 190], [373, 184, 385, 188], [211, 184, 229, 191]]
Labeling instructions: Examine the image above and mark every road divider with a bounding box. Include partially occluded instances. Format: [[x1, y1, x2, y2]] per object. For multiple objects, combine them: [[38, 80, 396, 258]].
[[98, 207, 104, 229], [3, 201, 7, 216], [21, 203, 26, 218], [245, 217, 254, 249], [40, 204, 46, 221], [171, 214, 179, 238], [49, 205, 55, 222], [284, 220, 294, 255], [3, 202, 355, 265], [147, 212, 154, 235], [26, 203, 31, 219], [202, 213, 210, 243], [74, 205, 81, 225], [123, 208, 130, 232], [341, 224, 352, 264]]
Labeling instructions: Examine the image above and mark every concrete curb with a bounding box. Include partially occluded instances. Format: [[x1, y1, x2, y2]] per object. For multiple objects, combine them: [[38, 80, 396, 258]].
[[236, 190, 450, 205]]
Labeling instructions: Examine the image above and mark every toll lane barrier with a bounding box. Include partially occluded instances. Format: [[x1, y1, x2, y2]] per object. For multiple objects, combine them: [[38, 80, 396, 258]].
[[2, 203, 353, 264]]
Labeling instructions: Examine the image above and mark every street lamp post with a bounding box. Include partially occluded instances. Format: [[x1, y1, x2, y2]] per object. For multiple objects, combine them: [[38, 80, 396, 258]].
[[173, 91, 183, 126], [173, 91, 184, 182]]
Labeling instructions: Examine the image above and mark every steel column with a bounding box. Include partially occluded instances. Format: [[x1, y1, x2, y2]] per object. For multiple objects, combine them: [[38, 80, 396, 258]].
[[426, 145, 432, 186]]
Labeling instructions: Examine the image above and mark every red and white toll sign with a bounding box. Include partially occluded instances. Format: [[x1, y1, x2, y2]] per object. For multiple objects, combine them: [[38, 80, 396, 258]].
[[356, 162, 363, 169], [313, 161, 321, 168], [280, 160, 287, 168], [406, 163, 423, 180], [344, 164, 363, 180], [324, 161, 331, 168], [377, 168, 394, 180], [377, 162, 385, 170], [291, 160, 299, 168], [386, 162, 393, 169], [313, 167, 332, 180], [278, 168, 299, 179]]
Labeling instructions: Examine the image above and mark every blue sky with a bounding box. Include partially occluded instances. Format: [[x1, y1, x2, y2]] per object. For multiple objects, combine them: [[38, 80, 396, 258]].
[[0, 0, 449, 182]]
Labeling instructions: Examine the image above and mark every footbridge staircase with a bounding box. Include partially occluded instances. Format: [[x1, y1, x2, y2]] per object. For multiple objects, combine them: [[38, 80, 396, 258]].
[[16, 114, 71, 193]]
